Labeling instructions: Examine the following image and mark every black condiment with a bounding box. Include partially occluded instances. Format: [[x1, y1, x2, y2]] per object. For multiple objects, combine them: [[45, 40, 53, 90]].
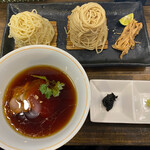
[[102, 93, 118, 111]]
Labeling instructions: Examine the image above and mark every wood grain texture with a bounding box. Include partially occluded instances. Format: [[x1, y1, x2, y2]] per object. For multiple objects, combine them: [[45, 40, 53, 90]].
[[0, 4, 7, 54], [0, 2, 150, 146], [50, 21, 57, 47], [67, 114, 150, 146]]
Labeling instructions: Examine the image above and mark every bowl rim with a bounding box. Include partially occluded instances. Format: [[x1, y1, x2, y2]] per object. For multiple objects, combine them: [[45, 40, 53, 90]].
[[0, 45, 91, 150]]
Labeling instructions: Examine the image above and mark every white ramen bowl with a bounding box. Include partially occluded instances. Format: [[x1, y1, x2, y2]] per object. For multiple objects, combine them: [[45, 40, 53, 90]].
[[0, 45, 91, 150]]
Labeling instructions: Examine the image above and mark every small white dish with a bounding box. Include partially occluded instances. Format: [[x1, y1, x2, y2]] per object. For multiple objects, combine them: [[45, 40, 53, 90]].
[[133, 81, 150, 122], [90, 79, 150, 124]]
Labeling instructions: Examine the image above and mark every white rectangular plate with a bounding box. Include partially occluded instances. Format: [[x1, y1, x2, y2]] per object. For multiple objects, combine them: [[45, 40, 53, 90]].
[[90, 79, 150, 124]]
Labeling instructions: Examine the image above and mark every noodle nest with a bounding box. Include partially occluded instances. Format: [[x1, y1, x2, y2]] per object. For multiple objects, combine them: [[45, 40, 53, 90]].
[[69, 2, 108, 53], [8, 10, 55, 47]]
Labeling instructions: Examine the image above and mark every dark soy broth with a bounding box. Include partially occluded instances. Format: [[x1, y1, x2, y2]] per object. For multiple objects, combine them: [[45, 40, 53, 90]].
[[3, 65, 77, 138]]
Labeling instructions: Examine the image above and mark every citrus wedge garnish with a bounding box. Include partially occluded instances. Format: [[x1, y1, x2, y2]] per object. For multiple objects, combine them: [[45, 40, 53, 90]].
[[146, 99, 150, 107], [119, 13, 134, 26]]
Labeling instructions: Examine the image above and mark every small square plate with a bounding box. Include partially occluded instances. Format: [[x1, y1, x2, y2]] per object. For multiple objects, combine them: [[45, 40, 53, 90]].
[[90, 80, 150, 124], [90, 80, 135, 123], [133, 81, 150, 122]]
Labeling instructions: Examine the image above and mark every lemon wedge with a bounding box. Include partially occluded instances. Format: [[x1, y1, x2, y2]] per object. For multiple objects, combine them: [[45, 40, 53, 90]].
[[119, 13, 134, 26]]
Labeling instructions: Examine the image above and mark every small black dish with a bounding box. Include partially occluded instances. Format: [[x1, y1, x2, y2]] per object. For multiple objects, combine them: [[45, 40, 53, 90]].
[[1, 2, 150, 67]]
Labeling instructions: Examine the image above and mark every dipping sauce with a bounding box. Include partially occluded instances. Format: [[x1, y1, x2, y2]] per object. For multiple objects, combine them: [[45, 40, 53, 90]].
[[3, 65, 77, 138]]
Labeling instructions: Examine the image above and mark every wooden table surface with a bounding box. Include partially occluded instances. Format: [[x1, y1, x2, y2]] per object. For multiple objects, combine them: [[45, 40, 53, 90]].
[[1, 0, 150, 147]]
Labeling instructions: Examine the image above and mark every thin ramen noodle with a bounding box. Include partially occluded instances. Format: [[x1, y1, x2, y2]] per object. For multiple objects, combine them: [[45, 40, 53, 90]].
[[8, 10, 55, 47], [69, 2, 108, 53]]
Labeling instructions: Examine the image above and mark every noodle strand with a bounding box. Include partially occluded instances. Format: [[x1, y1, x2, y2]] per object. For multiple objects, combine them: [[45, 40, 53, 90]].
[[69, 2, 108, 53], [8, 9, 55, 48]]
